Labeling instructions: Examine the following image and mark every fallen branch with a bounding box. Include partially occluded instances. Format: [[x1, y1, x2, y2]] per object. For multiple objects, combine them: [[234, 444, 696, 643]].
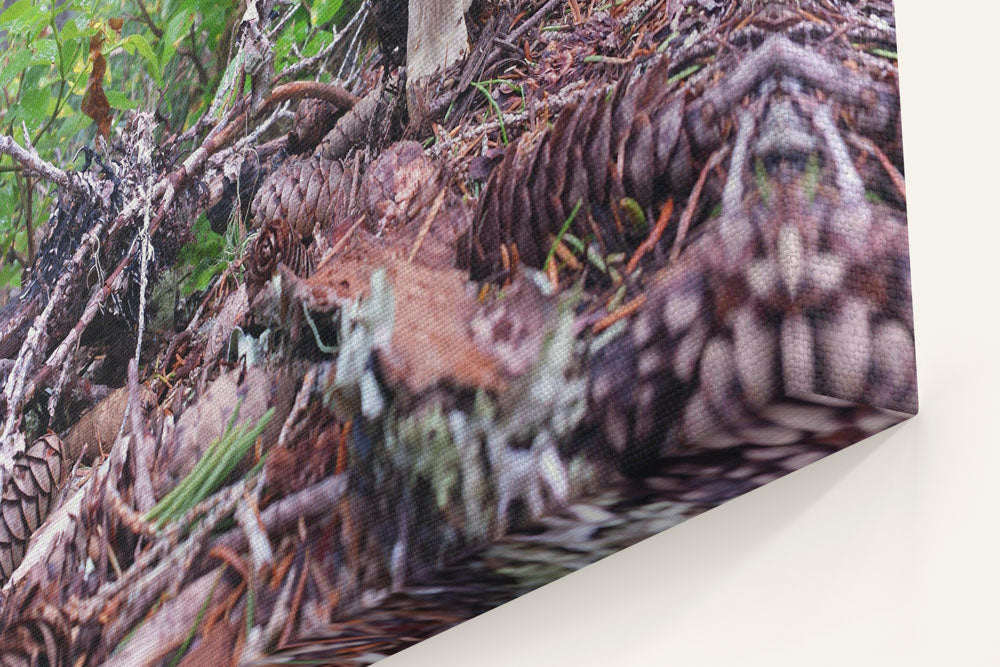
[[210, 475, 347, 555], [0, 134, 79, 193]]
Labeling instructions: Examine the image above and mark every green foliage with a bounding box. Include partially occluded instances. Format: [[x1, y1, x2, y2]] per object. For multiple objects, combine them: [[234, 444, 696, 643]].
[[309, 0, 344, 28], [0, 0, 371, 292], [175, 214, 226, 296], [0, 0, 242, 288], [146, 400, 274, 528]]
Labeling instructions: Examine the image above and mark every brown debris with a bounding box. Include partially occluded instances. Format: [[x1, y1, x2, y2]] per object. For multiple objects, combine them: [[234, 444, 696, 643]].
[[295, 246, 507, 394], [0, 2, 912, 664], [288, 100, 341, 155], [63, 384, 157, 465], [82, 35, 112, 140], [154, 367, 301, 498], [350, 141, 470, 269], [0, 601, 70, 667]]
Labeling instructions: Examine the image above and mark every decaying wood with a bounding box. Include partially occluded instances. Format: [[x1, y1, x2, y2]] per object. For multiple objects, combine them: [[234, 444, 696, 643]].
[[405, 0, 472, 116]]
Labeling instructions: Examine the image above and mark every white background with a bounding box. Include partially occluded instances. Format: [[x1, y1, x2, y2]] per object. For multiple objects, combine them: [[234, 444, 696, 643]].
[[386, 1, 1000, 665]]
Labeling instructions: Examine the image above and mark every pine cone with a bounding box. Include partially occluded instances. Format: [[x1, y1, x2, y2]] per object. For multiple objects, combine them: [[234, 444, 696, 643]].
[[0, 434, 68, 583], [466, 57, 694, 279], [0, 603, 70, 667], [245, 218, 314, 286], [288, 100, 340, 155], [251, 157, 348, 238]]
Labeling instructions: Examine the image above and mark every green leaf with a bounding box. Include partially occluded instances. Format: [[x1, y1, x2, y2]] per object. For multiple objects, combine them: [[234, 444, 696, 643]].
[[274, 31, 295, 68], [105, 90, 139, 110], [29, 39, 58, 67], [544, 199, 584, 272], [302, 30, 333, 58], [870, 48, 897, 60], [19, 85, 49, 125], [310, 0, 343, 27], [121, 33, 163, 88], [0, 0, 39, 31], [184, 259, 226, 295], [59, 16, 84, 42], [0, 262, 21, 289], [162, 10, 195, 67], [667, 64, 701, 85], [200, 4, 229, 41], [0, 50, 31, 90], [164, 10, 195, 49]]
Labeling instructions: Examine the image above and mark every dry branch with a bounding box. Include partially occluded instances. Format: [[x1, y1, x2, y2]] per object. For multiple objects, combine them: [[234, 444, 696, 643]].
[[0, 135, 78, 193]]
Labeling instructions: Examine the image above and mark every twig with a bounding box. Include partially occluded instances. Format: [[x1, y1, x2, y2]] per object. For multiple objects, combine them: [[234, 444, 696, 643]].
[[0, 192, 107, 436], [78, 471, 258, 634], [207, 101, 288, 171], [210, 475, 347, 555], [0, 134, 78, 193], [847, 131, 906, 202], [481, 0, 563, 74], [236, 487, 273, 573], [430, 79, 593, 157], [243, 555, 298, 662], [320, 215, 365, 265], [275, 0, 368, 82], [135, 0, 163, 38], [509, 0, 563, 46], [626, 196, 674, 275], [126, 360, 157, 512], [23, 174, 34, 264], [670, 145, 730, 264], [336, 7, 368, 81], [257, 80, 359, 116], [185, 22, 209, 85], [621, 0, 661, 28], [408, 187, 448, 262], [276, 553, 307, 648], [131, 119, 157, 370], [4, 85, 314, 433], [592, 293, 647, 334], [277, 367, 317, 449]]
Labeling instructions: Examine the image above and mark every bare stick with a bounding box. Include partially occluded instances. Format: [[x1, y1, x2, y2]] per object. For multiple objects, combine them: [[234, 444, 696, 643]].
[[670, 145, 730, 264], [408, 187, 448, 262], [127, 361, 157, 512], [210, 475, 347, 554], [258, 80, 359, 115], [0, 134, 78, 192]]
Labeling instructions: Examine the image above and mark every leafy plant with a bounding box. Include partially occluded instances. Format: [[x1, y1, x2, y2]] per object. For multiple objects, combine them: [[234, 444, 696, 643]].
[[0, 0, 239, 288]]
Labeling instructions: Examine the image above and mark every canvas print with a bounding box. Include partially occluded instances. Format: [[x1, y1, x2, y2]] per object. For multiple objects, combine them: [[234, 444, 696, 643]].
[[0, 0, 914, 664]]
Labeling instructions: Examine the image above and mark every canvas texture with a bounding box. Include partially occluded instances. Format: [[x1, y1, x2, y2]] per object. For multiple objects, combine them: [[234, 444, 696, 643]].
[[0, 1, 914, 664]]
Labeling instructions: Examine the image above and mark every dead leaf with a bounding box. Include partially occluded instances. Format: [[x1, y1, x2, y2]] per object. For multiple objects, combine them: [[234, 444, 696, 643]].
[[108, 18, 124, 34], [296, 243, 508, 394], [81, 34, 112, 140], [176, 617, 237, 667]]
